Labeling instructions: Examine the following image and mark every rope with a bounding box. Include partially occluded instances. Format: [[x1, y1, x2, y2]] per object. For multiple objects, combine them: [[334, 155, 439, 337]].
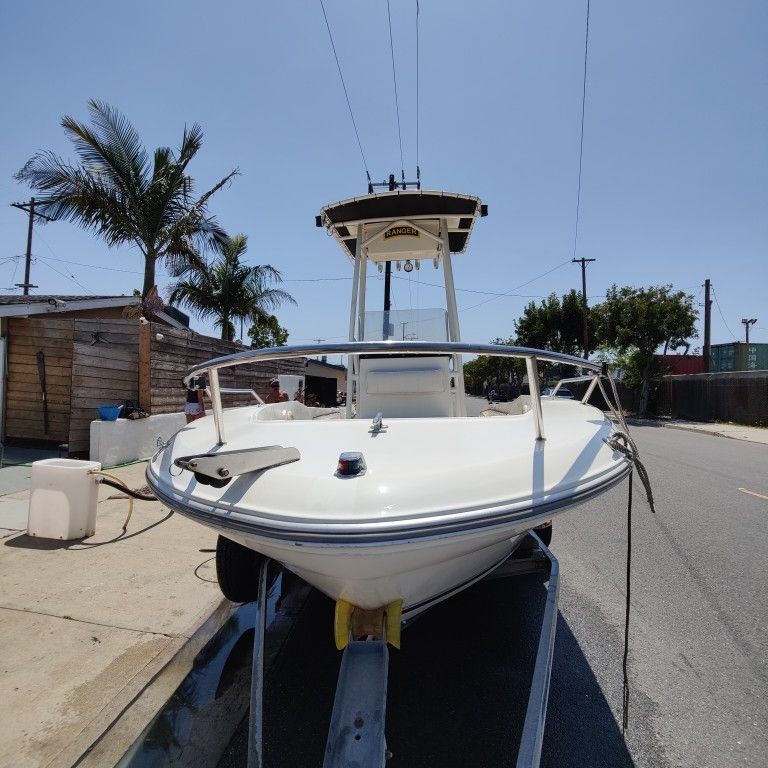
[[595, 370, 657, 732], [622, 472, 633, 731], [604, 431, 655, 514]]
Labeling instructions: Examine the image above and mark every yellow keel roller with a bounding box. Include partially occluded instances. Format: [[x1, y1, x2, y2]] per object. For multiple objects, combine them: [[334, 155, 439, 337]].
[[334, 598, 403, 650]]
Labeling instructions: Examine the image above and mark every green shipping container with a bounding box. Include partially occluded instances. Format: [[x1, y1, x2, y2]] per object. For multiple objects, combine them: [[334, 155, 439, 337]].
[[710, 343, 768, 372]]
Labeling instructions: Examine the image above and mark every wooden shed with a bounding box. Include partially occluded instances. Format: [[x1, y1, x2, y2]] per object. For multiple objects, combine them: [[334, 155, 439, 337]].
[[1, 295, 305, 456]]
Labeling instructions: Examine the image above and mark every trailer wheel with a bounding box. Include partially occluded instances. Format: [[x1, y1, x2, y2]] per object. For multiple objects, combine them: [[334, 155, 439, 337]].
[[215, 535, 266, 603], [533, 522, 552, 547]]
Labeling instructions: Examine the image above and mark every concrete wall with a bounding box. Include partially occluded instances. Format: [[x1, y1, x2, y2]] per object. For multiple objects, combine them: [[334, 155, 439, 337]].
[[90, 413, 187, 468]]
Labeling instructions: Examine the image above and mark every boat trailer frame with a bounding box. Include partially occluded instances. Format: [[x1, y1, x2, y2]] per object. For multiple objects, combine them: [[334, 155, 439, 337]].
[[245, 532, 560, 768]]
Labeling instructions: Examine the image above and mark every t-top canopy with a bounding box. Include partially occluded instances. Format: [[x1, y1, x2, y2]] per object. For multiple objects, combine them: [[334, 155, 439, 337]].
[[316, 190, 487, 262]]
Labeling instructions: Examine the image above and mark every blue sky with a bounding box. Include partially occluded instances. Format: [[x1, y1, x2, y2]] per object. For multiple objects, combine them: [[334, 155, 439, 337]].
[[1, 0, 765, 347]]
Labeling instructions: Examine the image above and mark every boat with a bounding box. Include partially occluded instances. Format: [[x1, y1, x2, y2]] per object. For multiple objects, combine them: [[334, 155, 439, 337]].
[[146, 188, 632, 634]]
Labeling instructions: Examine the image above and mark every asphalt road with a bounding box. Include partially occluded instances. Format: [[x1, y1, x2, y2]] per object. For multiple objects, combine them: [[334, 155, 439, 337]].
[[220, 400, 768, 767]]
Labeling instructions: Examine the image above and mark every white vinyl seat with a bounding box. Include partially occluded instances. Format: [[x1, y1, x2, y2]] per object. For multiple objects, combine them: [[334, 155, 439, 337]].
[[357, 356, 453, 418]]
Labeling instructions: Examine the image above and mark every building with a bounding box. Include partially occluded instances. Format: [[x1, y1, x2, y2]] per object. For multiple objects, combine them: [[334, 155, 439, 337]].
[[305, 358, 347, 406], [0, 295, 188, 452]]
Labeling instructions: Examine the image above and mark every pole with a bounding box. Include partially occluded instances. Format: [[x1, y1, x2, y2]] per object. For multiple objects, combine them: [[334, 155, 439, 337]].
[[741, 318, 756, 344], [11, 197, 46, 295], [382, 261, 392, 340], [23, 198, 35, 296], [703, 279, 711, 372], [572, 257, 595, 358]]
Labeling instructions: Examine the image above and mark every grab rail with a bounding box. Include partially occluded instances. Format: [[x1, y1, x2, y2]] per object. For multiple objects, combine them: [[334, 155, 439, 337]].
[[182, 341, 603, 446]]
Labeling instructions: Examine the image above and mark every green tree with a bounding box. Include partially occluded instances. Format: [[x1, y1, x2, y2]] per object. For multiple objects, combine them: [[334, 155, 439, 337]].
[[463, 338, 526, 395], [248, 314, 289, 348], [15, 100, 236, 298], [169, 234, 295, 341], [514, 290, 594, 356], [594, 284, 697, 415]]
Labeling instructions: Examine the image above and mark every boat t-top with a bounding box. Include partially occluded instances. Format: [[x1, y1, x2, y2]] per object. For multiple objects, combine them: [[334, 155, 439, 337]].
[[148, 186, 632, 628]]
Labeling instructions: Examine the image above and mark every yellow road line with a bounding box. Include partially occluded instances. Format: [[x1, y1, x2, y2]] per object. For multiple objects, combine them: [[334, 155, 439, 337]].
[[738, 487, 768, 501]]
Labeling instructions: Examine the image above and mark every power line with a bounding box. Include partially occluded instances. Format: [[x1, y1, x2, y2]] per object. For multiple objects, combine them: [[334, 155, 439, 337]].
[[572, 0, 591, 260], [386, 0, 405, 180], [319, 0, 371, 184], [711, 286, 737, 339], [36, 255, 89, 291], [461, 260, 572, 311]]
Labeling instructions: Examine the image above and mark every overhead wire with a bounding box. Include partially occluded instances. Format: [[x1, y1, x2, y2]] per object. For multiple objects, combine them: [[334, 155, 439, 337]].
[[35, 255, 89, 292], [319, 0, 372, 185], [386, 0, 405, 180], [572, 0, 591, 260], [711, 286, 737, 340], [461, 260, 573, 311], [415, 0, 420, 181]]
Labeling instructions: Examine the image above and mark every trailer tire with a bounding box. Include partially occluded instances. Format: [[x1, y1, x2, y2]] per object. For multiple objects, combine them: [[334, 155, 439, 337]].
[[216, 535, 266, 603]]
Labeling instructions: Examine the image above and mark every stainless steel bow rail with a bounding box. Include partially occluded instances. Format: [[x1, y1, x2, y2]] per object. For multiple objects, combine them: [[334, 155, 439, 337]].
[[182, 340, 610, 446]]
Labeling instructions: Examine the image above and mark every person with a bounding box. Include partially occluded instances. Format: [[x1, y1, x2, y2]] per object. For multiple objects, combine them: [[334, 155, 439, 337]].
[[185, 376, 207, 423], [265, 378, 289, 404]]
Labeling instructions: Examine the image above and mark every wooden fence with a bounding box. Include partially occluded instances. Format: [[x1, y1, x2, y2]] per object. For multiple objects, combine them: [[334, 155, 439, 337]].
[[5, 318, 75, 443], [141, 323, 306, 414], [4, 317, 306, 455]]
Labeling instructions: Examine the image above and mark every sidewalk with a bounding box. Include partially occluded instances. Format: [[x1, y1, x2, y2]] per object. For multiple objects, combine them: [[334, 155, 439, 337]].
[[0, 461, 229, 768], [628, 418, 768, 445]]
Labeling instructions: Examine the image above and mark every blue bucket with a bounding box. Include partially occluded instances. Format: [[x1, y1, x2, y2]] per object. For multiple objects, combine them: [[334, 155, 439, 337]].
[[98, 404, 122, 421]]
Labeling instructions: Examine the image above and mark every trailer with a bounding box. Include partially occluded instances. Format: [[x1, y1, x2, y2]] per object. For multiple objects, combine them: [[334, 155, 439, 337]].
[[244, 532, 560, 768]]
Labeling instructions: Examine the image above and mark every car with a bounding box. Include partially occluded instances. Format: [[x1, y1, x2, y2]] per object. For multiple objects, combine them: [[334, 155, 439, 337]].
[[487, 389, 509, 403], [542, 386, 575, 399]]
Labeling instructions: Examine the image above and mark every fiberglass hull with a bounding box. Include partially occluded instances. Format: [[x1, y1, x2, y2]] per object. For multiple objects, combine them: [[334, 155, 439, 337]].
[[146, 399, 631, 613]]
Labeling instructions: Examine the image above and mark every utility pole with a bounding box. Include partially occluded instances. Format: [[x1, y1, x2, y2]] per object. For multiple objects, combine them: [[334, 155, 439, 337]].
[[703, 279, 711, 372], [741, 318, 757, 344], [572, 257, 596, 358], [10, 197, 50, 295]]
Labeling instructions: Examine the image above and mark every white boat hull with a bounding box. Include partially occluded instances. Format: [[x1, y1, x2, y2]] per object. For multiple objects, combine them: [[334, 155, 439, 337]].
[[147, 399, 631, 614]]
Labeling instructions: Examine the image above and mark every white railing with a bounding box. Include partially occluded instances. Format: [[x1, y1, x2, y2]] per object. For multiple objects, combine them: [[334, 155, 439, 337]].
[[183, 340, 607, 446]]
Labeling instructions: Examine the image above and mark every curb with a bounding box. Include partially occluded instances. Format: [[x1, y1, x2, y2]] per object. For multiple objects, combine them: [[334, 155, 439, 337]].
[[65, 599, 238, 768]]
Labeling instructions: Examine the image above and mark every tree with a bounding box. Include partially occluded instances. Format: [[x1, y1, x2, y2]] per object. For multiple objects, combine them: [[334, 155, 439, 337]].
[[594, 284, 697, 415], [249, 314, 289, 348], [463, 338, 526, 395], [514, 290, 594, 357], [169, 234, 295, 341], [15, 99, 236, 298]]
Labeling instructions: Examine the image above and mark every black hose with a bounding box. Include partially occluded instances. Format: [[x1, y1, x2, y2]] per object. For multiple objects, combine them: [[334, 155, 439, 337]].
[[99, 477, 157, 501]]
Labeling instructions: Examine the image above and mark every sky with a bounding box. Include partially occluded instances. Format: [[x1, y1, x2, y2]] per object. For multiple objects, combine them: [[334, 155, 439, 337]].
[[1, 0, 766, 348]]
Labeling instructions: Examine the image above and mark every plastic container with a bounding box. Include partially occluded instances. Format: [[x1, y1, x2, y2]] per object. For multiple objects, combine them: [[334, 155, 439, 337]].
[[98, 404, 122, 421], [27, 459, 102, 540]]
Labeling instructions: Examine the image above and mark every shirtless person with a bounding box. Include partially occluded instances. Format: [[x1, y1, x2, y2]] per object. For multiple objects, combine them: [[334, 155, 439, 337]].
[[264, 378, 289, 404]]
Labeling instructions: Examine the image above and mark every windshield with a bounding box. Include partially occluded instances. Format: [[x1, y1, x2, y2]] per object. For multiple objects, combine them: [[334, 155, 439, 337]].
[[362, 308, 449, 342]]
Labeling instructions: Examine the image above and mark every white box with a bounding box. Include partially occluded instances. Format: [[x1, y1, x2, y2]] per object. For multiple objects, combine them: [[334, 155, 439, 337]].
[[28, 459, 102, 540]]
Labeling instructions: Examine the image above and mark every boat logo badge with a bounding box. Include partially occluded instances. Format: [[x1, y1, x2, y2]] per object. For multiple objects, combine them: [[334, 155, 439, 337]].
[[384, 225, 419, 239]]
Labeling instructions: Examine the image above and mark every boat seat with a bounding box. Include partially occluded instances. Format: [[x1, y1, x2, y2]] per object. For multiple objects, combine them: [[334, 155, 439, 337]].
[[357, 356, 453, 418], [255, 401, 314, 421]]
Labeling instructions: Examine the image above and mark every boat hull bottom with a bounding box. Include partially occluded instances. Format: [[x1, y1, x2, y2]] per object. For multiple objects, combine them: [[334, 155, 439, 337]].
[[197, 516, 532, 616]]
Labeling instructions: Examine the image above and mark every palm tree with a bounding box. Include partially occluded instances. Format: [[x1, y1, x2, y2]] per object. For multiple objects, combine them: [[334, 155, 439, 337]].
[[168, 234, 296, 341], [15, 99, 236, 298]]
